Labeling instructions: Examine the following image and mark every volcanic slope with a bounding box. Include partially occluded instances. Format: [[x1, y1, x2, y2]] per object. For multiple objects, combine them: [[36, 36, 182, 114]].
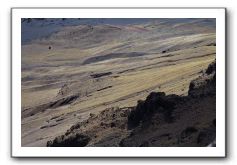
[[47, 60, 216, 147], [21, 19, 216, 146]]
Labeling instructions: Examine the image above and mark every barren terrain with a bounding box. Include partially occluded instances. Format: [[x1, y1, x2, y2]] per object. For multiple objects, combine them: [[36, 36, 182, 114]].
[[21, 18, 216, 146]]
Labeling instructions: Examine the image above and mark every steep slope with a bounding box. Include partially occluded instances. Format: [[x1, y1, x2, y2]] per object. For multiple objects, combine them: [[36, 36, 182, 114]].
[[47, 60, 216, 147], [21, 18, 216, 146]]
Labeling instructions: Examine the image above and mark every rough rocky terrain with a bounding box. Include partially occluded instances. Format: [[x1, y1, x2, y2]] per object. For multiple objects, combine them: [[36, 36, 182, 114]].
[[46, 60, 216, 147], [21, 18, 216, 146]]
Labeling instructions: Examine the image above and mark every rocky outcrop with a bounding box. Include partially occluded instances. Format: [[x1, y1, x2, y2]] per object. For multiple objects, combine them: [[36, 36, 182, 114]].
[[47, 107, 132, 147], [47, 60, 216, 147], [188, 59, 216, 97], [47, 133, 91, 147], [121, 60, 216, 147], [128, 92, 181, 128]]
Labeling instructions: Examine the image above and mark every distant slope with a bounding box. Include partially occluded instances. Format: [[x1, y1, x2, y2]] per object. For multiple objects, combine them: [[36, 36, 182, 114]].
[[22, 18, 215, 44]]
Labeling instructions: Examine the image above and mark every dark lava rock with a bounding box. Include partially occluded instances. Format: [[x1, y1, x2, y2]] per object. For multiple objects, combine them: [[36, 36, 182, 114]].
[[188, 60, 216, 97], [181, 127, 198, 138], [128, 92, 180, 128], [47, 133, 91, 147], [206, 60, 216, 75], [197, 129, 216, 146]]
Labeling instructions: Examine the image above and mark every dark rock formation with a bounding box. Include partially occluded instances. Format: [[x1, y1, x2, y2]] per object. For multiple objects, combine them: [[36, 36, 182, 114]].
[[47, 107, 131, 147], [121, 60, 216, 147], [205, 60, 216, 75], [188, 59, 216, 97], [47, 133, 90, 147], [46, 60, 216, 147], [128, 92, 181, 128]]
